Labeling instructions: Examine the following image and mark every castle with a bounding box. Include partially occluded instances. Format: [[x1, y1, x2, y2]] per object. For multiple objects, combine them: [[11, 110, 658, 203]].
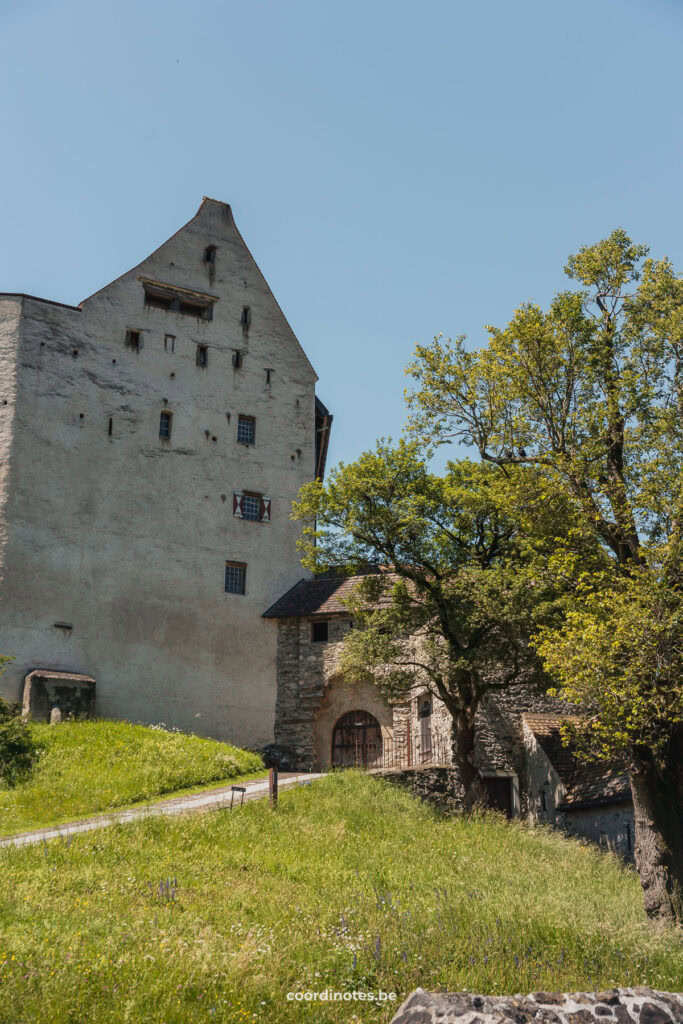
[[0, 200, 633, 856], [0, 198, 330, 749]]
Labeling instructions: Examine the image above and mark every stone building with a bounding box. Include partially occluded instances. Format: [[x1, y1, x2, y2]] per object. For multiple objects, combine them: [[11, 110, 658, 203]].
[[264, 574, 635, 857], [0, 198, 330, 749]]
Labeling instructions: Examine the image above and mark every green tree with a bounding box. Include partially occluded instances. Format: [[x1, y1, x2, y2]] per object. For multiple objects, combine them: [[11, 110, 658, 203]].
[[294, 445, 567, 802], [405, 230, 683, 923]]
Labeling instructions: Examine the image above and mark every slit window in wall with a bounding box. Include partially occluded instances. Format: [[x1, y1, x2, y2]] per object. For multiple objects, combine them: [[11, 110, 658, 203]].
[[233, 491, 271, 522], [125, 329, 141, 351], [240, 306, 251, 335], [236, 415, 255, 445], [196, 344, 208, 368], [264, 368, 273, 387], [108, 417, 113, 436], [164, 334, 175, 353], [159, 410, 173, 439], [232, 350, 243, 370], [203, 245, 217, 264], [311, 621, 328, 643], [224, 561, 246, 595]]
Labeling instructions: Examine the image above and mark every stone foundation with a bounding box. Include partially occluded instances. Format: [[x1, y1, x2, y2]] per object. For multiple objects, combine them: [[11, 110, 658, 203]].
[[373, 766, 464, 814], [390, 988, 683, 1024]]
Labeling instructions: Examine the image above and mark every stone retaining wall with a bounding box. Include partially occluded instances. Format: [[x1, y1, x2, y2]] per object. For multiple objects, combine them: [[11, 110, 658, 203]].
[[390, 988, 683, 1024], [373, 765, 464, 813]]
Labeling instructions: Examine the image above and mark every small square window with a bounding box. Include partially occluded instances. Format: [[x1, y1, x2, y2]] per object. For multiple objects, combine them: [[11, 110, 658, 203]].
[[237, 415, 255, 445], [126, 329, 141, 350], [312, 621, 329, 643], [224, 561, 246, 594], [164, 334, 175, 353], [159, 411, 172, 439], [196, 344, 208, 368]]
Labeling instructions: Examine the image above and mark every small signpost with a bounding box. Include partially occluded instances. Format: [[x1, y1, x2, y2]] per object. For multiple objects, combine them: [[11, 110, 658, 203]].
[[269, 767, 278, 807], [230, 786, 246, 809]]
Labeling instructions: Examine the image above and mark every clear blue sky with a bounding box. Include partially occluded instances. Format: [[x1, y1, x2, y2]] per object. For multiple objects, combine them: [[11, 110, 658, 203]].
[[1, 0, 681, 471]]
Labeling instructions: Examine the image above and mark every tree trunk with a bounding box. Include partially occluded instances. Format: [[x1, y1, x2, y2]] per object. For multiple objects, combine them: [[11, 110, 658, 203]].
[[451, 709, 484, 810], [630, 726, 683, 926]]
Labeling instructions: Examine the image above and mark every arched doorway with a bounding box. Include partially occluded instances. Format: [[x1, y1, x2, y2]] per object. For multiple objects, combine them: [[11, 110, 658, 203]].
[[331, 710, 383, 767]]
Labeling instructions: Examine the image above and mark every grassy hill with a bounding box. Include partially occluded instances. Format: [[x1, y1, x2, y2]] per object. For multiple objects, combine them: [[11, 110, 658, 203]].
[[0, 719, 264, 836], [0, 771, 681, 1024]]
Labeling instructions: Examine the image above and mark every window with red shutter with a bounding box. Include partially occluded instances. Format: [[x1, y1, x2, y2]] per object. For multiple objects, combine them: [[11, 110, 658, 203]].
[[233, 491, 270, 522]]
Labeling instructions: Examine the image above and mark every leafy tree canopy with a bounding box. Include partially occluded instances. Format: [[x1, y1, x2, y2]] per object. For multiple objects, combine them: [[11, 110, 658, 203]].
[[294, 443, 584, 793], [406, 229, 683, 564]]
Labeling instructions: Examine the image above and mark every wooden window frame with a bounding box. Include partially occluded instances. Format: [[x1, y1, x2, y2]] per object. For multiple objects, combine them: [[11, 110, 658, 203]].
[[236, 415, 256, 445], [233, 491, 271, 522], [224, 560, 247, 595]]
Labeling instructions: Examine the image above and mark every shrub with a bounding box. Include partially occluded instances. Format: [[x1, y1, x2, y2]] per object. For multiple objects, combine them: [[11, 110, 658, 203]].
[[0, 697, 41, 787]]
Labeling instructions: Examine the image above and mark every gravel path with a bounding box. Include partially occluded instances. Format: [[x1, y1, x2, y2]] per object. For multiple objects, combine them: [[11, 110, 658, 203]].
[[0, 771, 323, 848]]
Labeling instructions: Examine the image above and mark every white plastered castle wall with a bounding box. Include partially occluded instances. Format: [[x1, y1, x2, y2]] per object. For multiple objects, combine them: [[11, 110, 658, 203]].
[[0, 199, 318, 747]]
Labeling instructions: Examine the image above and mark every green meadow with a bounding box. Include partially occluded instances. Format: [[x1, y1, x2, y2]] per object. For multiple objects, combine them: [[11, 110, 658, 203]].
[[0, 719, 264, 836], [1, 771, 681, 1024]]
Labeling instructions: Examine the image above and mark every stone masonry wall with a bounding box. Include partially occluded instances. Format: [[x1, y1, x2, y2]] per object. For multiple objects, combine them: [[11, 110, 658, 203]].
[[560, 802, 636, 861], [274, 613, 572, 791], [374, 765, 464, 813], [390, 988, 683, 1024]]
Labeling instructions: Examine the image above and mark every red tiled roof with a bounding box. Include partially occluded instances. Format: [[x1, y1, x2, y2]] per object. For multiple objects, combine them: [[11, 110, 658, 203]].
[[561, 762, 631, 808], [522, 713, 630, 809]]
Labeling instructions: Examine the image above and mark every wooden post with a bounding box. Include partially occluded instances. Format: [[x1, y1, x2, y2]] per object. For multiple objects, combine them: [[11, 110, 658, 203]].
[[269, 767, 278, 807]]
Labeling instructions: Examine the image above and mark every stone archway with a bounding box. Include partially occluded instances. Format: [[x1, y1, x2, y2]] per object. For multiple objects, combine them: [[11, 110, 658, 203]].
[[312, 675, 394, 770], [331, 709, 383, 767]]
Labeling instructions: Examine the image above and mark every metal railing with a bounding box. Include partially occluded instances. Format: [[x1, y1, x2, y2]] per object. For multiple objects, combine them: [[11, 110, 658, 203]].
[[332, 730, 452, 771]]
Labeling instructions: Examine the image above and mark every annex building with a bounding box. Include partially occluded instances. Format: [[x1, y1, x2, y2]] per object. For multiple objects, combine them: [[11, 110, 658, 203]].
[[264, 574, 635, 859], [0, 198, 331, 749]]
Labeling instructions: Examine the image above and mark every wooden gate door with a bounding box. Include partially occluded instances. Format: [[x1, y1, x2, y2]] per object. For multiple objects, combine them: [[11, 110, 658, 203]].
[[331, 710, 383, 767]]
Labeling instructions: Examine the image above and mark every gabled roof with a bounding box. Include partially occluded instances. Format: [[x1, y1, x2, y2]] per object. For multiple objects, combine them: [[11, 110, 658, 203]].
[[561, 762, 631, 809], [2, 198, 318, 381], [263, 572, 393, 618], [523, 713, 630, 809], [523, 713, 579, 780]]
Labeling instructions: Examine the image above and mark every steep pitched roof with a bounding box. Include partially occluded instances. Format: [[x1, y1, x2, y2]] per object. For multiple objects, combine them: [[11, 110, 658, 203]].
[[263, 572, 393, 618], [523, 713, 630, 809], [561, 762, 631, 808], [523, 713, 579, 780]]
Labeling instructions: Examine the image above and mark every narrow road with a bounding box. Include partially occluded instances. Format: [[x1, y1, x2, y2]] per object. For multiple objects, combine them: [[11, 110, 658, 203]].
[[0, 772, 324, 849]]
